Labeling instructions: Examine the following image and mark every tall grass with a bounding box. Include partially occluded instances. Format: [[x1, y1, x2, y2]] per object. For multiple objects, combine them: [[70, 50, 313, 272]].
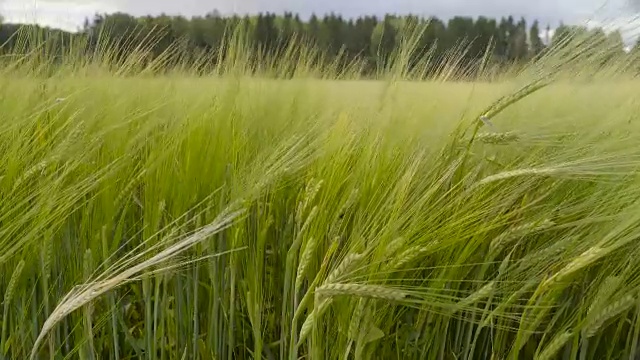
[[0, 23, 640, 359]]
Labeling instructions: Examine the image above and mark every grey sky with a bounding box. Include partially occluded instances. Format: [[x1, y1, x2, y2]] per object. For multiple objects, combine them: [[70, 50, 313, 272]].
[[1, 0, 638, 38]]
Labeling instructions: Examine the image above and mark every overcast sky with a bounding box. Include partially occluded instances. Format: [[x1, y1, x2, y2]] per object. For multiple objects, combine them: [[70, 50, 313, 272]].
[[1, 0, 640, 41]]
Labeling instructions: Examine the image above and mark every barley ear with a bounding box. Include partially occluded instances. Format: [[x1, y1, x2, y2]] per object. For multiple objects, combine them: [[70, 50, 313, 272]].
[[390, 245, 430, 270], [475, 131, 520, 145], [295, 237, 317, 292], [535, 331, 573, 360], [316, 283, 408, 302], [584, 293, 636, 338], [452, 281, 495, 314], [30, 208, 243, 360], [477, 167, 561, 187], [1, 260, 25, 351], [325, 253, 363, 284], [297, 298, 334, 346], [384, 237, 405, 257], [542, 246, 607, 289]]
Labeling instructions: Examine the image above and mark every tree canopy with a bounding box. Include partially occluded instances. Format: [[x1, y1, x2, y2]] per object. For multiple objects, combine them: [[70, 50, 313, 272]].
[[0, 11, 630, 76]]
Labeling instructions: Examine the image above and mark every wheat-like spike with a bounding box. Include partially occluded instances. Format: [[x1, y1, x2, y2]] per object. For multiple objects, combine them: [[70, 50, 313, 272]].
[[340, 188, 360, 215], [298, 206, 318, 239], [158, 200, 166, 217], [354, 304, 376, 358], [2, 260, 25, 346], [454, 281, 495, 313], [13, 158, 57, 190], [329, 188, 360, 239], [293, 239, 340, 323], [588, 276, 623, 315], [516, 301, 555, 351], [495, 254, 512, 281], [584, 293, 635, 338], [518, 240, 570, 272], [54, 119, 86, 158], [83, 250, 93, 280], [349, 298, 367, 339], [480, 279, 538, 328], [556, 132, 578, 141], [295, 201, 304, 226], [391, 245, 430, 270], [479, 80, 549, 122], [3, 260, 25, 308], [325, 253, 364, 284], [542, 246, 607, 288], [114, 171, 145, 207], [316, 283, 408, 302], [288, 206, 318, 273], [535, 331, 573, 360], [297, 178, 323, 224], [477, 167, 562, 186], [42, 236, 53, 281], [384, 237, 405, 256], [301, 177, 317, 198], [476, 131, 520, 145], [490, 219, 555, 252], [304, 180, 323, 211], [66, 120, 85, 143], [295, 237, 317, 292], [297, 298, 334, 346], [30, 208, 244, 360], [23, 160, 50, 177]]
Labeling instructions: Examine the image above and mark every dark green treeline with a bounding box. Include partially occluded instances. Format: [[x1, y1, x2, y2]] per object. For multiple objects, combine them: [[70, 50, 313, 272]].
[[0, 11, 631, 75]]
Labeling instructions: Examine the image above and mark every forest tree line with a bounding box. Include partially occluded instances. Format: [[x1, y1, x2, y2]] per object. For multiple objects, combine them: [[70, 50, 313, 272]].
[[0, 11, 632, 75]]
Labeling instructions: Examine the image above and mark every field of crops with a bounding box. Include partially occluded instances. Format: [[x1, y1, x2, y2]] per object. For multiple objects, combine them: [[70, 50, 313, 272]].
[[3, 35, 640, 359]]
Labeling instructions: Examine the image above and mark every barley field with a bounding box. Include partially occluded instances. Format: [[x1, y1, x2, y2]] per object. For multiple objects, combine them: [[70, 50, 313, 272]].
[[2, 32, 640, 360]]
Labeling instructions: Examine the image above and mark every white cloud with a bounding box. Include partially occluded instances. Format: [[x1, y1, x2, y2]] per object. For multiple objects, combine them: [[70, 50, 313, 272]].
[[0, 0, 117, 31], [583, 14, 640, 46]]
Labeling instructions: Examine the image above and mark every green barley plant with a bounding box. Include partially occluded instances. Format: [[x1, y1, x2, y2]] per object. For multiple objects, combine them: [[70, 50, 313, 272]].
[[0, 21, 640, 360]]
